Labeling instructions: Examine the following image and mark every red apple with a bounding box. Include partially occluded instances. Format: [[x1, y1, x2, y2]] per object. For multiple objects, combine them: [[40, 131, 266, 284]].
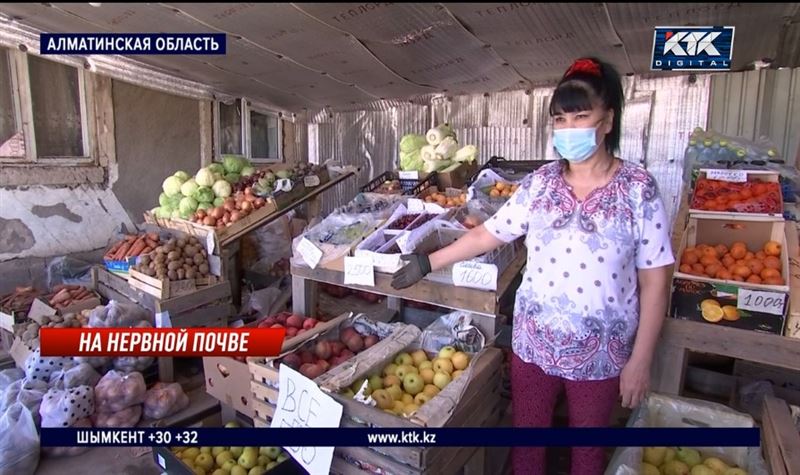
[[364, 335, 379, 349], [346, 335, 364, 353], [270, 323, 284, 329], [261, 317, 277, 327], [315, 341, 332, 360], [330, 341, 345, 356], [303, 318, 318, 330], [339, 349, 354, 360], [300, 351, 314, 365], [276, 313, 289, 325], [318, 360, 330, 373], [286, 315, 304, 329], [341, 327, 359, 342], [286, 327, 299, 337], [282, 353, 301, 370]]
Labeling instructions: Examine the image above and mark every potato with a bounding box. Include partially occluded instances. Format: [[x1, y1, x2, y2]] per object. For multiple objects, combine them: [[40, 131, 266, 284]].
[[167, 270, 178, 281], [167, 261, 181, 271], [193, 253, 206, 265], [140, 255, 151, 265], [198, 263, 210, 275], [184, 257, 194, 266], [167, 238, 177, 247], [189, 236, 199, 246], [184, 246, 197, 258], [177, 238, 187, 249], [54, 323, 65, 329], [176, 269, 185, 280], [185, 268, 196, 280], [155, 246, 165, 255], [167, 251, 181, 261]]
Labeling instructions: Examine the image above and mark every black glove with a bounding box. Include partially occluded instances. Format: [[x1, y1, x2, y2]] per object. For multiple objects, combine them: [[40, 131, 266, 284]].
[[391, 254, 432, 290]]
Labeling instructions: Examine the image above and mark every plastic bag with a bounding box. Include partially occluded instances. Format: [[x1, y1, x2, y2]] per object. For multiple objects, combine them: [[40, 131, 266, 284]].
[[92, 404, 141, 428], [49, 362, 101, 390], [604, 393, 769, 475], [0, 378, 48, 426], [40, 385, 94, 428], [334, 192, 406, 220], [113, 356, 155, 373], [143, 383, 189, 420], [73, 355, 112, 371], [419, 311, 487, 354], [42, 417, 91, 458], [292, 214, 380, 268], [94, 370, 146, 413], [46, 256, 93, 290], [0, 403, 40, 475], [0, 368, 24, 392], [88, 300, 153, 328], [466, 169, 522, 214], [735, 380, 775, 420], [24, 348, 75, 384]]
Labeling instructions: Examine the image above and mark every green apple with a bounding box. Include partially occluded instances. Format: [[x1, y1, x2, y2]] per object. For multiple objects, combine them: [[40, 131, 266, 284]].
[[437, 346, 457, 360], [264, 446, 281, 460], [371, 389, 394, 410], [192, 467, 207, 475], [230, 447, 244, 458], [368, 374, 383, 392], [248, 467, 266, 475], [195, 453, 215, 471], [276, 453, 289, 463], [394, 352, 413, 367], [383, 364, 398, 377], [664, 448, 677, 464], [183, 448, 201, 460], [200, 447, 212, 454], [418, 361, 433, 371], [723, 470, 747, 475], [230, 466, 248, 475], [222, 460, 237, 472], [703, 458, 730, 473], [690, 466, 716, 475], [414, 393, 431, 406], [257, 455, 269, 466], [643, 447, 667, 466], [661, 460, 690, 475], [266, 461, 278, 470], [433, 371, 452, 390], [212, 469, 229, 475], [212, 447, 227, 458], [433, 358, 454, 374], [224, 421, 240, 429], [641, 463, 659, 475], [395, 365, 417, 380], [238, 447, 259, 469], [411, 350, 428, 367], [676, 448, 702, 467], [403, 373, 424, 396], [216, 451, 234, 467], [182, 458, 196, 468], [385, 384, 403, 401]]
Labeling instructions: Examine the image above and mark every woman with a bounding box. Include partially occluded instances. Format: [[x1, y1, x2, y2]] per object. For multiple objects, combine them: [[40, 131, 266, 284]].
[[391, 57, 674, 475]]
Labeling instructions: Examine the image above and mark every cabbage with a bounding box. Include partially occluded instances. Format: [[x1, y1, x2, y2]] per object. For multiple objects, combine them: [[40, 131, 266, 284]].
[[212, 180, 232, 198], [213, 197, 225, 207], [167, 195, 182, 210], [400, 150, 424, 172], [179, 197, 198, 216], [399, 134, 427, 153], [240, 166, 256, 177], [155, 207, 172, 219], [158, 193, 170, 207], [197, 202, 213, 211], [434, 136, 459, 160], [454, 145, 478, 163], [194, 186, 214, 203], [224, 173, 241, 184], [170, 210, 182, 220], [173, 170, 190, 182], [195, 168, 216, 187], [180, 178, 199, 197], [208, 163, 225, 175], [162, 175, 185, 197], [423, 157, 453, 173], [222, 154, 247, 174]]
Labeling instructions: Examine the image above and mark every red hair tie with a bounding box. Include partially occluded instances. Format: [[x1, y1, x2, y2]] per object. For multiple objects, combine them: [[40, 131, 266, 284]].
[[565, 58, 601, 78]]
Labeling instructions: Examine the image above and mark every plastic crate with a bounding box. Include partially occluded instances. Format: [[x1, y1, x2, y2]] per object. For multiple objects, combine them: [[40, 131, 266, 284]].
[[467, 156, 552, 185], [361, 171, 438, 195]]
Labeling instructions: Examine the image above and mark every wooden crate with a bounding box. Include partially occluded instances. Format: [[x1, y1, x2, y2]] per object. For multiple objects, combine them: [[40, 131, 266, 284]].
[[127, 268, 220, 300], [761, 395, 800, 475], [331, 349, 504, 475]]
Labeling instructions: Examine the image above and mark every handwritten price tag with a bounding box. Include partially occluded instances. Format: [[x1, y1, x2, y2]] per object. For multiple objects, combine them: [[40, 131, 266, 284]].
[[737, 288, 786, 316], [206, 232, 216, 255], [304, 175, 321, 187], [275, 178, 294, 192], [399, 171, 420, 180], [298, 238, 323, 269], [706, 169, 748, 183], [396, 232, 412, 254], [344, 256, 375, 286], [407, 198, 425, 213], [452, 261, 498, 291]]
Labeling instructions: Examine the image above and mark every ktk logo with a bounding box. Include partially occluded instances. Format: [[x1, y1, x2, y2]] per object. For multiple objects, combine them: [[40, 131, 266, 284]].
[[663, 31, 721, 56], [652, 26, 734, 71]]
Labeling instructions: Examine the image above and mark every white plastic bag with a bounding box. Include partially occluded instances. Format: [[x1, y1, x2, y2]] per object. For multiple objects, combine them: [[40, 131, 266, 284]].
[[0, 368, 24, 392], [92, 404, 142, 428], [419, 311, 487, 354], [24, 348, 75, 384], [89, 300, 153, 328], [49, 362, 101, 390], [0, 403, 40, 475], [143, 383, 189, 420], [0, 378, 48, 427], [73, 355, 112, 372], [113, 356, 155, 373], [42, 417, 92, 458], [40, 385, 95, 428], [94, 370, 146, 413]]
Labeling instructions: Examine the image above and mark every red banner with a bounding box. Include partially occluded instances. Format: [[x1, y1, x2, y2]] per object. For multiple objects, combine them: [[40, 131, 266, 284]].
[[39, 328, 286, 357]]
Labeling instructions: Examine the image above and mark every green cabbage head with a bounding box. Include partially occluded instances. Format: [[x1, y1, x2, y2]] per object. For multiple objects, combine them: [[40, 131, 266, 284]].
[[162, 175, 185, 197]]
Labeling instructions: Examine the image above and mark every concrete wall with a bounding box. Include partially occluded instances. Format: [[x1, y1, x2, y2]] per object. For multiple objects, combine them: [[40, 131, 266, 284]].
[[111, 80, 202, 223]]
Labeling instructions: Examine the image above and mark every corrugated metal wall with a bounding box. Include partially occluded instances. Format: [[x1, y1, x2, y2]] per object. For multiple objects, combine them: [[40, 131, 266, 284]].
[[708, 67, 800, 165], [309, 74, 713, 224]]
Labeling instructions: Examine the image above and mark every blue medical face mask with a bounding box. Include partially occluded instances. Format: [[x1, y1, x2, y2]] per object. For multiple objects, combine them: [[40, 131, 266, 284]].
[[552, 125, 602, 163]]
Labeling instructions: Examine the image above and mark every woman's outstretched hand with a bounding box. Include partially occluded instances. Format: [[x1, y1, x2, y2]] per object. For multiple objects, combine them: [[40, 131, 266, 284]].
[[391, 254, 431, 289]]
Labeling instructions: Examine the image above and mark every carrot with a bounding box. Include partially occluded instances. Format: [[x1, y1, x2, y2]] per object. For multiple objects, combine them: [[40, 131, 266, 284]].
[[145, 238, 159, 249], [146, 232, 159, 242], [125, 236, 146, 258], [51, 284, 69, 293], [49, 289, 71, 305], [142, 247, 153, 254], [113, 241, 132, 260]]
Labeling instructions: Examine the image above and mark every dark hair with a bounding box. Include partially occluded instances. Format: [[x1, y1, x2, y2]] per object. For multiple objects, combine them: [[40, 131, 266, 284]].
[[548, 57, 624, 155]]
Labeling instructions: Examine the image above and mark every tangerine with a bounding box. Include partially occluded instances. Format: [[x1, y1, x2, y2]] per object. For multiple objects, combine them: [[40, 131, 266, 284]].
[[760, 268, 781, 280], [704, 263, 722, 277], [692, 263, 706, 274], [722, 306, 740, 321], [747, 260, 765, 275], [746, 274, 763, 284], [755, 251, 767, 260], [699, 256, 719, 267], [701, 247, 718, 259], [716, 269, 733, 280], [732, 275, 745, 282], [701, 305, 725, 323], [763, 240, 781, 257], [763, 277, 785, 285], [721, 255, 736, 267], [730, 246, 747, 260], [681, 251, 700, 265], [679, 264, 693, 273], [732, 265, 752, 278], [744, 252, 755, 261], [714, 244, 728, 257], [763, 256, 781, 270]]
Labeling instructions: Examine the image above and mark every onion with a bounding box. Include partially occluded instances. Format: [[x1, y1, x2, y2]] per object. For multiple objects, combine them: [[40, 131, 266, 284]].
[[224, 201, 236, 212], [203, 216, 216, 226], [245, 187, 253, 195], [211, 207, 225, 220], [254, 198, 266, 209], [244, 193, 256, 203], [230, 211, 242, 222], [240, 201, 252, 212], [196, 209, 207, 219]]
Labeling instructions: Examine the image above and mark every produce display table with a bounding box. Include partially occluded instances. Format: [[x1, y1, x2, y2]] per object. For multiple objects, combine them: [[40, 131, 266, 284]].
[[290, 251, 526, 338]]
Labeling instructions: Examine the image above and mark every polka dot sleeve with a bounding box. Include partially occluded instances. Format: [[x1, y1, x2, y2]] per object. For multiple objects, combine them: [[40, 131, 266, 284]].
[[635, 176, 675, 269], [483, 173, 537, 243]]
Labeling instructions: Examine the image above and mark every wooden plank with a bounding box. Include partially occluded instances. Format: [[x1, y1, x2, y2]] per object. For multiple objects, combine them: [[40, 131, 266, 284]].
[[94, 266, 160, 312], [660, 318, 800, 373], [157, 281, 232, 315], [292, 273, 318, 317], [291, 256, 525, 316], [762, 396, 800, 475], [651, 342, 689, 395], [335, 446, 421, 475]]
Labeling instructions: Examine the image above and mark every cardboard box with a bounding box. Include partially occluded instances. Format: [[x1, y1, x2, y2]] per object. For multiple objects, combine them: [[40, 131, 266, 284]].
[[436, 161, 479, 189], [203, 354, 255, 418], [690, 169, 783, 219], [671, 215, 789, 335]]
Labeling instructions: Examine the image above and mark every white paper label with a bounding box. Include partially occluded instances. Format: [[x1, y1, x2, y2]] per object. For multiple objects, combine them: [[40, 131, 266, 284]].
[[372, 253, 400, 270], [275, 178, 293, 192], [155, 311, 172, 328], [452, 261, 498, 291], [407, 199, 425, 213], [272, 365, 343, 475], [28, 299, 56, 324], [157, 453, 166, 469], [298, 238, 323, 269], [737, 288, 786, 316], [706, 169, 748, 183], [344, 256, 375, 286], [399, 171, 420, 180], [206, 232, 216, 255], [304, 175, 321, 187], [207, 255, 222, 276], [396, 232, 412, 254], [0, 312, 15, 333], [230, 319, 245, 329]]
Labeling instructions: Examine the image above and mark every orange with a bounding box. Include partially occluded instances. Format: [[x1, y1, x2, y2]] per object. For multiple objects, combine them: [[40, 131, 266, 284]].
[[701, 299, 721, 310], [764, 277, 785, 285], [722, 306, 740, 321], [755, 251, 767, 260], [681, 251, 700, 265], [760, 268, 780, 280], [701, 247, 718, 259], [744, 252, 755, 261], [746, 274, 762, 284], [716, 269, 733, 280], [699, 256, 719, 267], [732, 275, 745, 282], [721, 255, 736, 267], [731, 241, 747, 250], [704, 263, 722, 277], [701, 305, 725, 323], [714, 244, 729, 257], [730, 246, 747, 260], [763, 241, 781, 257], [679, 264, 693, 274], [763, 256, 781, 270], [732, 265, 752, 279], [747, 260, 764, 275], [735, 260, 748, 267], [692, 263, 706, 274]]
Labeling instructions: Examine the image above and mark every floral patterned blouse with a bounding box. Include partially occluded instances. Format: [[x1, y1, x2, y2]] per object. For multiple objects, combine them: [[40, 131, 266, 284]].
[[484, 160, 675, 381]]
